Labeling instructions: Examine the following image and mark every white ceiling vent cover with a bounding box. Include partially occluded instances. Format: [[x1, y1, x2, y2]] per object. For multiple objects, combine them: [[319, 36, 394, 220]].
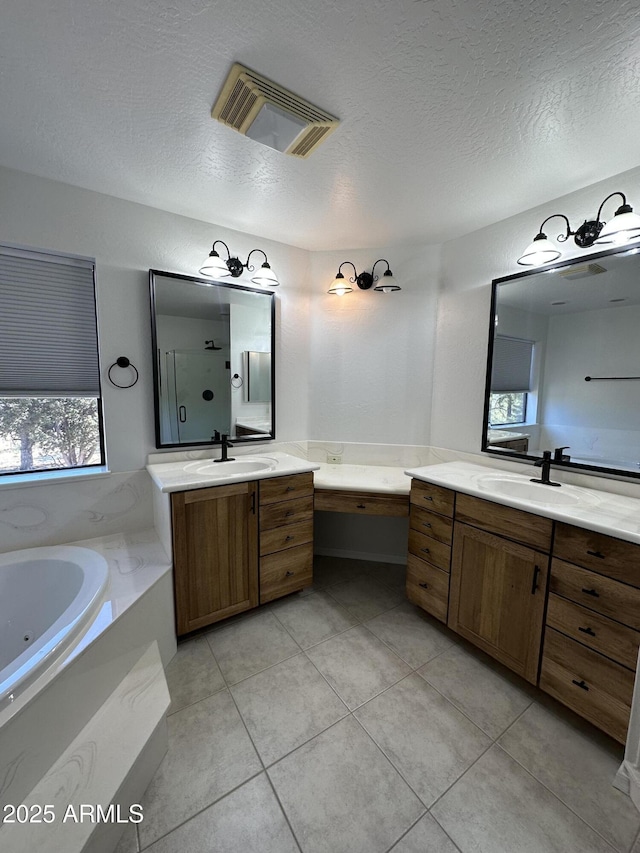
[[211, 63, 339, 158]]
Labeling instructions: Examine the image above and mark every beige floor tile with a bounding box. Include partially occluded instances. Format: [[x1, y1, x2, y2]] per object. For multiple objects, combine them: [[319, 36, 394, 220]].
[[499, 702, 638, 852], [312, 555, 370, 589], [138, 689, 261, 848], [326, 575, 405, 621], [271, 589, 358, 648], [364, 561, 409, 593], [390, 814, 460, 852], [306, 625, 411, 710], [355, 673, 491, 806], [418, 644, 532, 738], [365, 602, 456, 668], [231, 652, 348, 765], [432, 744, 615, 853], [144, 774, 299, 853], [268, 716, 424, 853], [165, 635, 225, 714], [206, 609, 300, 684]]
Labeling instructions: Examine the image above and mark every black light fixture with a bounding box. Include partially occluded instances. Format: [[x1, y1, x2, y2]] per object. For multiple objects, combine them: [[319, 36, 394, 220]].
[[328, 259, 400, 295], [200, 241, 279, 287], [517, 191, 640, 267]]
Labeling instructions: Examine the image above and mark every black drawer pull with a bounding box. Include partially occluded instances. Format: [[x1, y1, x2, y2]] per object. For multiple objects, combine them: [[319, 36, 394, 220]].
[[285, 510, 293, 517], [423, 496, 434, 502], [586, 550, 605, 559], [357, 503, 366, 509], [531, 565, 541, 595], [578, 626, 596, 636], [421, 547, 430, 555], [572, 679, 589, 691], [581, 588, 599, 597], [422, 522, 432, 528], [285, 535, 294, 541], [286, 485, 295, 492], [285, 570, 295, 577], [419, 582, 429, 589]]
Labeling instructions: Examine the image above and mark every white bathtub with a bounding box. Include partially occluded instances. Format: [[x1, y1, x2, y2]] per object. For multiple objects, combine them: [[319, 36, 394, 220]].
[[0, 545, 109, 711]]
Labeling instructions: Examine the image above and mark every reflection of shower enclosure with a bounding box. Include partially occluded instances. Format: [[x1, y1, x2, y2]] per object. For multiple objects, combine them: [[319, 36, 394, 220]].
[[163, 350, 230, 444]]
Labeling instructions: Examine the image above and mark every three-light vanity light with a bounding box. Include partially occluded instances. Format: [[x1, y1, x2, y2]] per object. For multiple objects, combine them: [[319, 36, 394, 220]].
[[328, 259, 400, 295], [517, 191, 640, 267], [200, 240, 279, 287]]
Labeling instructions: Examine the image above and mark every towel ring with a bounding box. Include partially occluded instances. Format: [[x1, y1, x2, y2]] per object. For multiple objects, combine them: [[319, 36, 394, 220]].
[[108, 356, 139, 389], [231, 373, 244, 389]]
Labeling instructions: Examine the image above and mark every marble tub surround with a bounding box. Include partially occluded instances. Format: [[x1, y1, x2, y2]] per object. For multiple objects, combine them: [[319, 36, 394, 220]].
[[0, 528, 175, 811], [145, 555, 638, 853], [406, 461, 640, 544], [0, 469, 154, 554]]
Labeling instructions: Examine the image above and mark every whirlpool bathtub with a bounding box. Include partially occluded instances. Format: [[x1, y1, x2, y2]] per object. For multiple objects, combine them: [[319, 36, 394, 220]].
[[0, 545, 109, 711]]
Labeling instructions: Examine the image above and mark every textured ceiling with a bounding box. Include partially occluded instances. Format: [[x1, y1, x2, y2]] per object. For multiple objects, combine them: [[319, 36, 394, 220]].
[[1, 0, 640, 250]]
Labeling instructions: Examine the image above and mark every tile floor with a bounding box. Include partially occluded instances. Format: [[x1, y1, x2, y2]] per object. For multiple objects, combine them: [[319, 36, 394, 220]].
[[116, 555, 640, 853]]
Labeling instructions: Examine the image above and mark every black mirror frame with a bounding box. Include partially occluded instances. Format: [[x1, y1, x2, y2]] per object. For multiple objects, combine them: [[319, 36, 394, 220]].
[[149, 269, 276, 449], [482, 243, 640, 481]]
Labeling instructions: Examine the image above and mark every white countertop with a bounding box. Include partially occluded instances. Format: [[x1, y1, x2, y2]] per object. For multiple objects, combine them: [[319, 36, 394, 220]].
[[487, 429, 531, 444], [313, 462, 410, 495], [405, 461, 640, 545], [146, 451, 320, 494]]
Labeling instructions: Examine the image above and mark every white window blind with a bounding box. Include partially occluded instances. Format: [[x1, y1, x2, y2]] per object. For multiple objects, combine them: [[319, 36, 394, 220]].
[[491, 335, 534, 393], [0, 246, 100, 396]]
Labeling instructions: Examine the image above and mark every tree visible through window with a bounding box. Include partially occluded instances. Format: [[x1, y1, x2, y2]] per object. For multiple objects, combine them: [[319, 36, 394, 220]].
[[489, 391, 527, 425]]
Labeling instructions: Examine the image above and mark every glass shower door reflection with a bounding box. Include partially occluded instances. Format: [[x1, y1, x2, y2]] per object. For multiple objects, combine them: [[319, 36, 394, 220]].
[[168, 350, 231, 444]]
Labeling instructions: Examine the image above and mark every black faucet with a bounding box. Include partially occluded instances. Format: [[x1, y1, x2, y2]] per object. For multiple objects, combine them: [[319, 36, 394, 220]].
[[211, 429, 221, 442], [214, 433, 235, 463], [553, 446, 571, 462], [530, 450, 561, 487]]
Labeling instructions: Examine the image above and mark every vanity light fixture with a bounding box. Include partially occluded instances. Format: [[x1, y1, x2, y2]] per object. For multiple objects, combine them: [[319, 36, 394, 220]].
[[517, 192, 640, 267], [200, 241, 279, 287], [327, 259, 400, 295]]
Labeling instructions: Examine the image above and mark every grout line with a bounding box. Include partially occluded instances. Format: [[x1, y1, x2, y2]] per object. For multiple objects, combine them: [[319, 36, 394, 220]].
[[264, 771, 304, 853], [427, 811, 465, 853]]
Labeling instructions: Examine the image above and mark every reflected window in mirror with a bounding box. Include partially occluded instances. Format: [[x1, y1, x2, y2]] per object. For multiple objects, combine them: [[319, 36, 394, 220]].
[[482, 245, 640, 479], [149, 270, 275, 448]]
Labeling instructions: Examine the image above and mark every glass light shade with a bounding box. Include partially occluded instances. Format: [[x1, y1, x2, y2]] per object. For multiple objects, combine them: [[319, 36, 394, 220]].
[[374, 270, 401, 292], [328, 274, 353, 296], [594, 210, 640, 245], [199, 252, 231, 278], [517, 236, 561, 267], [251, 263, 279, 287]]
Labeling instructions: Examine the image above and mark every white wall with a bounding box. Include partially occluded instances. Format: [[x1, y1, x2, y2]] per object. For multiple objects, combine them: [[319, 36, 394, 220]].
[[308, 245, 441, 444], [432, 163, 640, 459]]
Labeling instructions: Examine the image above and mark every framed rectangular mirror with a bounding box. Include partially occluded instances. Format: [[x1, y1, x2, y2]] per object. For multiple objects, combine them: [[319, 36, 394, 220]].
[[482, 244, 640, 479], [149, 270, 275, 448]]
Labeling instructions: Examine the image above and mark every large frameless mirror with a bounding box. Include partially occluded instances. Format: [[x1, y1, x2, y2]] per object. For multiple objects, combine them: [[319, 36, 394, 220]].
[[482, 245, 640, 479], [149, 270, 275, 448]]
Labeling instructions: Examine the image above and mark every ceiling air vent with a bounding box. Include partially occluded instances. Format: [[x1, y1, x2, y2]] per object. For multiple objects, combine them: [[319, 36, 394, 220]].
[[211, 63, 339, 158]]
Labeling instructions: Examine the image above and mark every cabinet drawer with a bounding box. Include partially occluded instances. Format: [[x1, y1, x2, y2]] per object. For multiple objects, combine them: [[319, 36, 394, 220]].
[[260, 519, 313, 556], [259, 472, 314, 505], [260, 495, 313, 530], [410, 480, 455, 518], [409, 505, 452, 545], [406, 553, 450, 623], [408, 528, 451, 572], [455, 493, 552, 551], [553, 523, 640, 588], [550, 558, 640, 630], [546, 593, 640, 670], [540, 628, 633, 744], [260, 544, 313, 603], [314, 489, 409, 516]]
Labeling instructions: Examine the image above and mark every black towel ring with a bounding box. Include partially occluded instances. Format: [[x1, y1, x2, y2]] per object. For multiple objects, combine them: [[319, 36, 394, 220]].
[[231, 373, 244, 388], [108, 356, 139, 389]]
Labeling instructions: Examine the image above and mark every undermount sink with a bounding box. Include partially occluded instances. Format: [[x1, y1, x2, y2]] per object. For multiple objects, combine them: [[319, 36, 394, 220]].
[[182, 456, 278, 477], [475, 475, 599, 508]]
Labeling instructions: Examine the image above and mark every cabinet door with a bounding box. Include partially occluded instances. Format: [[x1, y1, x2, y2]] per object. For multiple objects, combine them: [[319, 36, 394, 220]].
[[448, 522, 548, 683], [172, 481, 258, 635]]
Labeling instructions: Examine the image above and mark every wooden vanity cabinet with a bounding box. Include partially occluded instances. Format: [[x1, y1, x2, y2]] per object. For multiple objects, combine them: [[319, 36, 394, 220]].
[[406, 480, 454, 623], [540, 523, 640, 743], [172, 481, 259, 636], [448, 498, 551, 684], [259, 472, 314, 603]]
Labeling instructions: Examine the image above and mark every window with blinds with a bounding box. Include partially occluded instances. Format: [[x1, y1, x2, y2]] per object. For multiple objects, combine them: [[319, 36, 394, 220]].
[[489, 335, 535, 426], [0, 244, 105, 475]]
